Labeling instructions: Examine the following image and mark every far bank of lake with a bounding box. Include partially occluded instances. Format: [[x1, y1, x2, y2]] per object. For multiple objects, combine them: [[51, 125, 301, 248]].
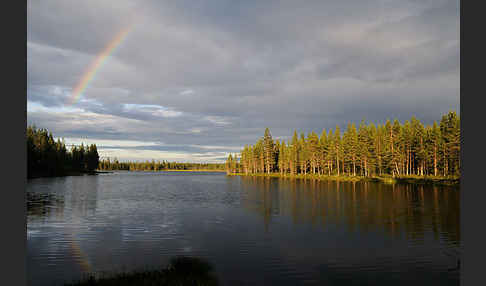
[[28, 169, 226, 180]]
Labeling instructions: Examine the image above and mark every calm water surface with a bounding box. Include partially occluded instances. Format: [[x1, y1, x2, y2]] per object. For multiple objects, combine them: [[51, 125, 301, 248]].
[[27, 171, 460, 285]]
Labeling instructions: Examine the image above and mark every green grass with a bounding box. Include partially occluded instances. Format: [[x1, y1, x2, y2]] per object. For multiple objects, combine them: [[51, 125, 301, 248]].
[[391, 175, 460, 186], [64, 256, 219, 286], [228, 172, 459, 186]]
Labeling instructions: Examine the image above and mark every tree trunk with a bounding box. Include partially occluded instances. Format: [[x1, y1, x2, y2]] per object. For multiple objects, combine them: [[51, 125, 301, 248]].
[[336, 151, 340, 176], [434, 145, 437, 176], [364, 158, 367, 177], [406, 149, 409, 175]]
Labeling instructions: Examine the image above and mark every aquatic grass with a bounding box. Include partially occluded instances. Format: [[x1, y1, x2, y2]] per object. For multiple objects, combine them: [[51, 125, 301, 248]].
[[64, 256, 219, 286]]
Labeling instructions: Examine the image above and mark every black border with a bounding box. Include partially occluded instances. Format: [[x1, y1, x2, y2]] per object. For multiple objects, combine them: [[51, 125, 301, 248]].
[[461, 1, 483, 285], [3, 0, 26, 285]]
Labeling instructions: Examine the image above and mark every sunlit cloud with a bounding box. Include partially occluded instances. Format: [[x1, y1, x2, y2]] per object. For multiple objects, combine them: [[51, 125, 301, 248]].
[[27, 101, 84, 114], [189, 128, 203, 134], [62, 138, 161, 148], [122, 103, 183, 118], [180, 89, 194, 95], [204, 116, 231, 126], [188, 145, 242, 151]]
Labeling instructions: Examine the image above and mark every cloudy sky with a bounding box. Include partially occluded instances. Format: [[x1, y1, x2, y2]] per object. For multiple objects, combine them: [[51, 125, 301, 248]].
[[27, 0, 459, 162]]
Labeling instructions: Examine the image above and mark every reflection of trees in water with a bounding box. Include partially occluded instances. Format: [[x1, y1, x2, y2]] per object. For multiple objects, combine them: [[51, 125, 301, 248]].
[[244, 176, 275, 232], [27, 192, 65, 219], [240, 177, 460, 243], [27, 176, 100, 221], [66, 176, 99, 219]]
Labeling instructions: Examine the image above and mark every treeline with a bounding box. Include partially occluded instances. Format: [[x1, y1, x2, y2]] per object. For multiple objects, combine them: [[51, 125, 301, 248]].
[[98, 158, 225, 171], [227, 112, 460, 178], [27, 125, 100, 178]]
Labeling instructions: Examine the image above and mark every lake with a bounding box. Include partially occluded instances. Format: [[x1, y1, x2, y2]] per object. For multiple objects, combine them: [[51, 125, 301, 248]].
[[27, 171, 460, 285]]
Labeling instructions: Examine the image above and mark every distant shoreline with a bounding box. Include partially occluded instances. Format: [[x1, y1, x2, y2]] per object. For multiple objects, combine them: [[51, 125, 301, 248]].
[[157, 169, 226, 172], [227, 173, 460, 186], [109, 169, 226, 173], [28, 169, 225, 179]]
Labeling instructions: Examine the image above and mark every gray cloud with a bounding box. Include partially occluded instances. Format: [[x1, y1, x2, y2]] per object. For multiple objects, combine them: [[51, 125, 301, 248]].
[[27, 0, 459, 162]]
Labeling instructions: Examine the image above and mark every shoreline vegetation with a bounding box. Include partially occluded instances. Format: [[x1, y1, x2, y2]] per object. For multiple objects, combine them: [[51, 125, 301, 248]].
[[100, 169, 226, 173], [97, 159, 225, 172], [64, 256, 219, 286], [27, 126, 101, 179], [228, 172, 459, 186], [225, 112, 460, 187]]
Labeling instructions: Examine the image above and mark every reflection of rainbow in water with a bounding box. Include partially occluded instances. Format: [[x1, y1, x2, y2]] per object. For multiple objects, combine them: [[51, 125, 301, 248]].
[[68, 233, 92, 273], [68, 25, 133, 105]]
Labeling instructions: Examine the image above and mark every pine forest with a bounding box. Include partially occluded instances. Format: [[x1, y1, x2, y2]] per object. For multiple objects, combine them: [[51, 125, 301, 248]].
[[27, 125, 100, 178], [226, 112, 460, 179]]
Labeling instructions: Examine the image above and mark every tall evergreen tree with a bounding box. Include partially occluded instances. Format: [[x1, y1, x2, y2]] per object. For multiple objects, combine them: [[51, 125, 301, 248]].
[[334, 126, 342, 176], [263, 128, 275, 174], [319, 129, 328, 175], [300, 133, 309, 175], [290, 131, 299, 175]]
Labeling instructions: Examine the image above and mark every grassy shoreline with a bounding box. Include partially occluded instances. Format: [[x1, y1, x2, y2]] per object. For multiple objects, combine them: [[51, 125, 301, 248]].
[[227, 172, 459, 186], [64, 256, 219, 286]]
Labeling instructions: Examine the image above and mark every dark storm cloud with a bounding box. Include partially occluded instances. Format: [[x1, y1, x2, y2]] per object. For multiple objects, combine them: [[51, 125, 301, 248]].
[[27, 0, 459, 161]]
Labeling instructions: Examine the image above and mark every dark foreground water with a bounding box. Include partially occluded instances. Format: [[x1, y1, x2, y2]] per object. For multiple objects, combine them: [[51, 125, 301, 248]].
[[27, 171, 460, 286]]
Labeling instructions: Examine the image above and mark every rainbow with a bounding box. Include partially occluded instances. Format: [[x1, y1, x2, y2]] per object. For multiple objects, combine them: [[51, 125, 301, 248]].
[[69, 26, 132, 105], [69, 233, 92, 273]]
